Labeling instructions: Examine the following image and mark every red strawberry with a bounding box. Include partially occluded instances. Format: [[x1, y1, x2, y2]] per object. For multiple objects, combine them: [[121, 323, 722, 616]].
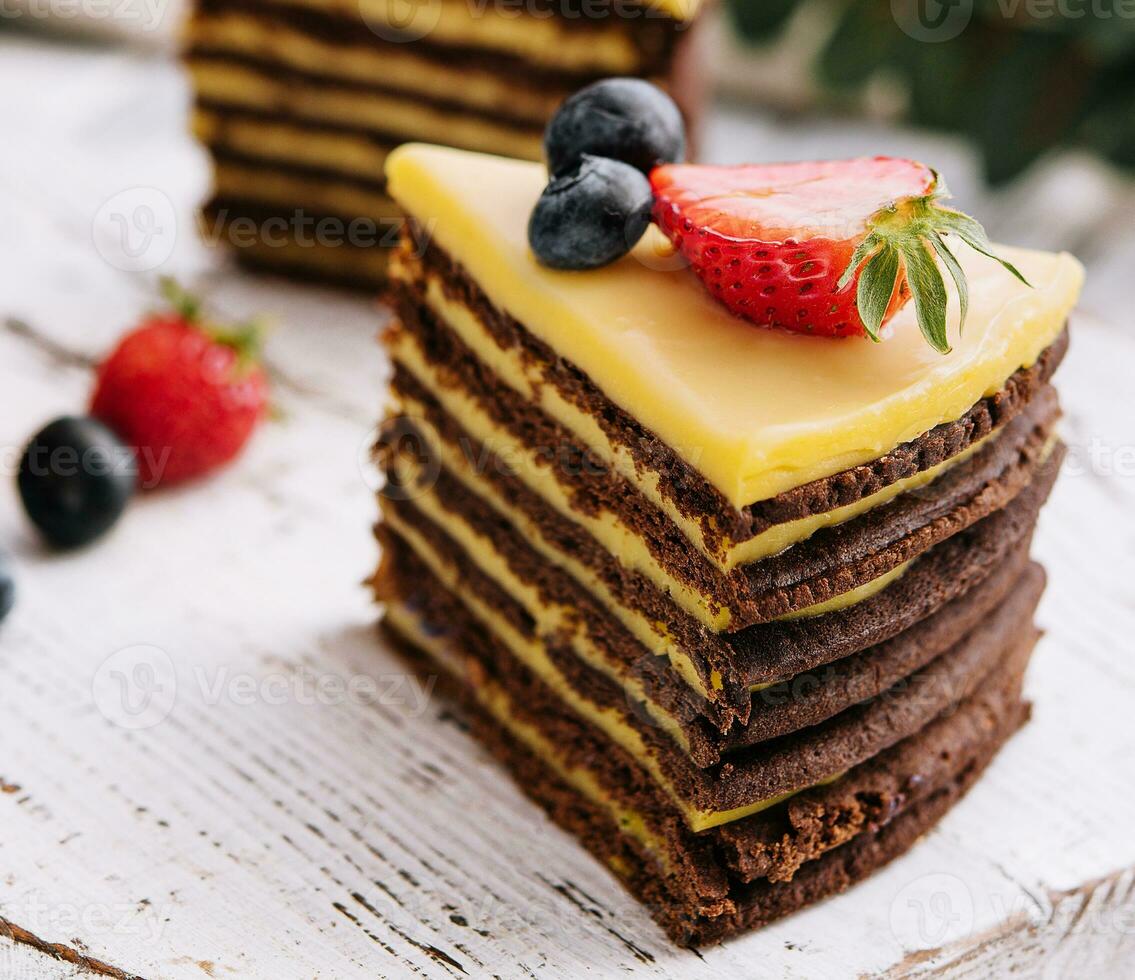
[[650, 158, 1027, 352], [91, 279, 269, 488]]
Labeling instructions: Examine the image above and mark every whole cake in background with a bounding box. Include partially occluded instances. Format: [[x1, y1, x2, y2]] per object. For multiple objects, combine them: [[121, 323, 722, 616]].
[[182, 0, 704, 287], [372, 84, 1084, 944]]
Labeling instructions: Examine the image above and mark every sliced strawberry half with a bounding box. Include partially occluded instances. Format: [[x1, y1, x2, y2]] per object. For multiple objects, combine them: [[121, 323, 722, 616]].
[[650, 157, 1027, 352]]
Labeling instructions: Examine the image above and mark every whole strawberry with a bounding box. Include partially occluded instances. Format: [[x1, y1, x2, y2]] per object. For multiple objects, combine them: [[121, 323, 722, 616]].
[[651, 158, 1027, 352], [91, 280, 269, 488]]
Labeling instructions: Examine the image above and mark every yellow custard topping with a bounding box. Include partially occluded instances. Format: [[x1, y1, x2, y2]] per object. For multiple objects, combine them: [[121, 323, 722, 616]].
[[386, 144, 1084, 510]]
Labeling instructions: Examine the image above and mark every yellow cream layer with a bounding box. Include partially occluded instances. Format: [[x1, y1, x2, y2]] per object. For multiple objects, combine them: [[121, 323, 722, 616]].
[[196, 109, 395, 184], [262, 0, 696, 69], [189, 61, 544, 161], [391, 327, 937, 628], [213, 159, 400, 220], [383, 510, 827, 831], [390, 254, 995, 573], [208, 220, 390, 283], [187, 12, 569, 125], [385, 603, 675, 868], [386, 145, 1085, 511]]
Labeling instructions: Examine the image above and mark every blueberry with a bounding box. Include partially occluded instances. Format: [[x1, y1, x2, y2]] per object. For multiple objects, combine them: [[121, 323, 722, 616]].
[[544, 78, 686, 177], [18, 416, 136, 549], [528, 156, 653, 271], [0, 555, 14, 624]]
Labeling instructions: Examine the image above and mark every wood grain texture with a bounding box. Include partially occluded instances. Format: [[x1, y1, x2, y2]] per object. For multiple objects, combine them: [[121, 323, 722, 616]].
[[1, 32, 1134, 979]]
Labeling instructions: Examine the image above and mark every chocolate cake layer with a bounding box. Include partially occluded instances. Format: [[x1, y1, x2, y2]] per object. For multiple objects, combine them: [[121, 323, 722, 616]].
[[723, 555, 1041, 751], [185, 0, 702, 287], [379, 438, 1060, 732], [376, 506, 1041, 824], [382, 572, 1032, 943], [188, 58, 546, 161], [189, 56, 550, 144], [185, 7, 636, 122], [195, 107, 397, 188], [387, 296, 1061, 628], [208, 144, 390, 197], [194, 0, 690, 76], [395, 229, 1069, 562]]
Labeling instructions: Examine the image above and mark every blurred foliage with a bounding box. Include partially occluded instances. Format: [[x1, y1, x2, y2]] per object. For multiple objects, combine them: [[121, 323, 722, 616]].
[[728, 0, 1135, 183]]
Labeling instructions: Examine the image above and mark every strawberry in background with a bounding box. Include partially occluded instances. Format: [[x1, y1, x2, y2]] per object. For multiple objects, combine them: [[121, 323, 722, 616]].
[[91, 279, 269, 488], [17, 280, 270, 551]]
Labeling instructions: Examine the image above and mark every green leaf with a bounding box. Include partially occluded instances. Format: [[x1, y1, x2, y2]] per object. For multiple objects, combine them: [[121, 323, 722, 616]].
[[856, 245, 900, 342], [928, 231, 969, 333], [899, 238, 951, 354], [933, 209, 1031, 286], [159, 277, 202, 323], [837, 232, 880, 291]]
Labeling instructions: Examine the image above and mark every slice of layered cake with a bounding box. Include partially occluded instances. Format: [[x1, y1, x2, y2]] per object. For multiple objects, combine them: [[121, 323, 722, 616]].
[[372, 93, 1083, 944], [183, 0, 703, 287]]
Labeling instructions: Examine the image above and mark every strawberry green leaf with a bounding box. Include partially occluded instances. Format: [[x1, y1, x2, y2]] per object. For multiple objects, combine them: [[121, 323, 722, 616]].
[[899, 238, 951, 354], [837, 232, 881, 291], [933, 210, 1031, 286], [856, 244, 900, 342], [928, 231, 969, 332], [159, 277, 202, 323]]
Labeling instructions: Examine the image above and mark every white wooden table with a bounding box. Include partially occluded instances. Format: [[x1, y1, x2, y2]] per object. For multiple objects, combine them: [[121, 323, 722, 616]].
[[2, 31, 1134, 979]]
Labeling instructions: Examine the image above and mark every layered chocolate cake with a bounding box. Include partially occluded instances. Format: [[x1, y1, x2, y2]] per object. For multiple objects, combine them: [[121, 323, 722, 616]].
[[371, 137, 1083, 945], [183, 0, 703, 287]]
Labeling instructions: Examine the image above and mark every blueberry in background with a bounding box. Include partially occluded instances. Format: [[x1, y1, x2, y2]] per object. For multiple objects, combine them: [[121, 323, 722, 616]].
[[0, 554, 14, 624], [544, 78, 686, 177], [18, 416, 137, 549], [528, 156, 654, 271]]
